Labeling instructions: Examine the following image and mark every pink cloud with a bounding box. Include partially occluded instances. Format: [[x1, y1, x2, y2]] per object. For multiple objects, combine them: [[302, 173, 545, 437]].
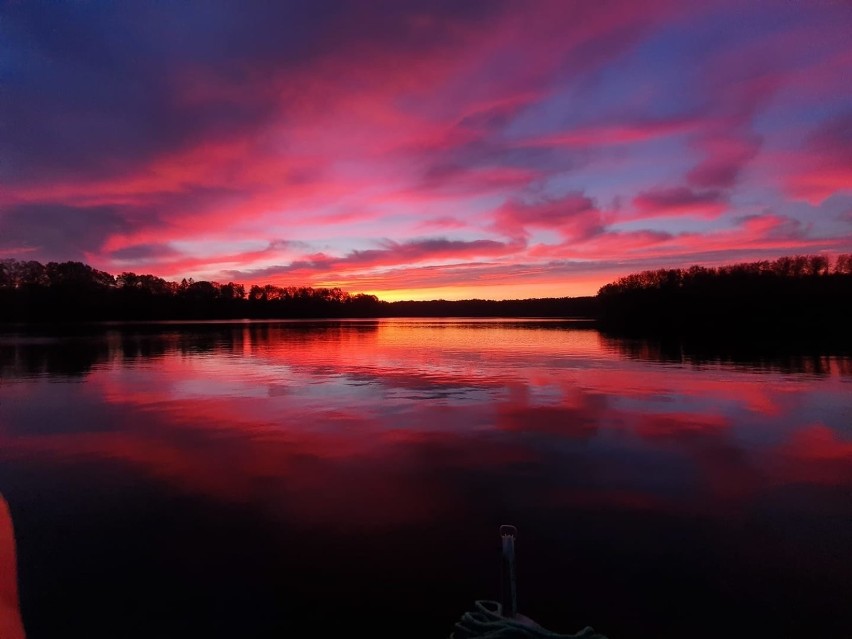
[[632, 187, 727, 219], [492, 192, 604, 240], [415, 216, 469, 231], [687, 133, 762, 189], [3, 0, 851, 298], [159, 209, 850, 297], [517, 116, 700, 149], [226, 237, 526, 284], [784, 111, 852, 204]]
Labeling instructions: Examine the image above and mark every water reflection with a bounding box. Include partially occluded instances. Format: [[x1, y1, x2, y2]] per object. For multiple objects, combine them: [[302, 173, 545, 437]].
[[0, 320, 851, 638], [4, 320, 850, 380], [600, 331, 852, 376]]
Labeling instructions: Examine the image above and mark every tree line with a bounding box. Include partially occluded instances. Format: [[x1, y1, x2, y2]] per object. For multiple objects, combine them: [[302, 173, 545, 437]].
[[1, 254, 850, 327], [0, 260, 382, 321], [0, 259, 592, 322], [596, 254, 852, 335]]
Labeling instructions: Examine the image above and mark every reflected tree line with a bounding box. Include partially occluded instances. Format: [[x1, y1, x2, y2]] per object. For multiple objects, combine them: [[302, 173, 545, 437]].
[[1, 254, 850, 329], [3, 322, 850, 381], [597, 254, 852, 336], [601, 334, 852, 375], [0, 322, 382, 378]]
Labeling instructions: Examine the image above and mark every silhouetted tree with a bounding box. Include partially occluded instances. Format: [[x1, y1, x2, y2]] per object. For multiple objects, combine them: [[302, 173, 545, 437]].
[[597, 254, 852, 336], [834, 254, 852, 275], [4, 254, 847, 326], [220, 282, 245, 300]]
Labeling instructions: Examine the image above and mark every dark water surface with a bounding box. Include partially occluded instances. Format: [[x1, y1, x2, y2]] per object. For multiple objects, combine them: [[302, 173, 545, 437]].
[[1, 320, 851, 638]]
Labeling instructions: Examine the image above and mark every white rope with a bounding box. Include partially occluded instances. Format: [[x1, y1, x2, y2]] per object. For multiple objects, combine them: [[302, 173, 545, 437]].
[[450, 600, 608, 639]]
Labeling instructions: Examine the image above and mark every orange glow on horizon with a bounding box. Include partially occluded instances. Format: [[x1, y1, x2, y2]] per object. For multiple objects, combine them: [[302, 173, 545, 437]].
[[360, 279, 602, 301]]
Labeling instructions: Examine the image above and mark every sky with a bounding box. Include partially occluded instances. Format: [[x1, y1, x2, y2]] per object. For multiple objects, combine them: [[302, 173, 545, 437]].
[[1, 0, 851, 300]]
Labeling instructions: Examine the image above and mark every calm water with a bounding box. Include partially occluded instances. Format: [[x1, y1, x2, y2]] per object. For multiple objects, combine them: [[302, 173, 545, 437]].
[[1, 320, 851, 638]]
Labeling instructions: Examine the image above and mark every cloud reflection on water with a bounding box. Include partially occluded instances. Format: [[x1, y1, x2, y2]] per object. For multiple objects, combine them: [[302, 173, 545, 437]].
[[1, 321, 852, 638], [1, 321, 850, 529]]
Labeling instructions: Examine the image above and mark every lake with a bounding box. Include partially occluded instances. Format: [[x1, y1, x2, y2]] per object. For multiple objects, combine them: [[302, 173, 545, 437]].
[[1, 319, 851, 638]]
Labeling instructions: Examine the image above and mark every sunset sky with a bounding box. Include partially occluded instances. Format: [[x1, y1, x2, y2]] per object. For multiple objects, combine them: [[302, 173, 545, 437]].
[[2, 0, 851, 300]]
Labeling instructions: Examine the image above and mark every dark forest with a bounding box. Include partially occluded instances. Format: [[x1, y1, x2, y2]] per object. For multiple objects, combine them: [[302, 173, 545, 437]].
[[596, 254, 852, 335], [1, 255, 850, 334]]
